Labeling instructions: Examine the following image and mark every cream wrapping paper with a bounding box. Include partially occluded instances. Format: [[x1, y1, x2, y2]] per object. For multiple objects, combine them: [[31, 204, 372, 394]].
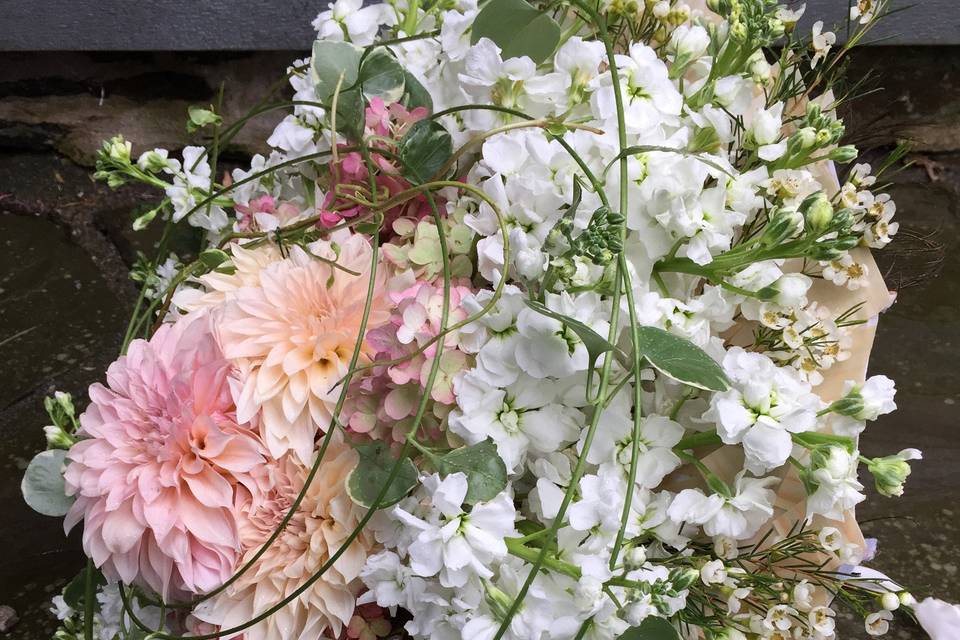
[[699, 160, 896, 556]]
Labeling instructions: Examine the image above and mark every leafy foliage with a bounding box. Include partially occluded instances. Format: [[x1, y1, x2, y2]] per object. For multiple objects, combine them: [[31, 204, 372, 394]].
[[347, 442, 419, 509], [21, 449, 73, 517], [434, 440, 508, 504], [398, 119, 453, 184], [471, 0, 561, 64], [635, 326, 729, 391]]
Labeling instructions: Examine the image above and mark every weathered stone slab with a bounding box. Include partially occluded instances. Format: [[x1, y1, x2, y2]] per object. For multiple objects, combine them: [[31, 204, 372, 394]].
[[0, 52, 293, 166]]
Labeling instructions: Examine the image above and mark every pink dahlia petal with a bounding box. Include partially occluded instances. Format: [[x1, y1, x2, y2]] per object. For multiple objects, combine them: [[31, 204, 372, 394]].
[[64, 313, 270, 600]]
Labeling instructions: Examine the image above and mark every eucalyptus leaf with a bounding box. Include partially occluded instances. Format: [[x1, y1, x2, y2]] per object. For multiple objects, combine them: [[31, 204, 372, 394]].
[[523, 299, 619, 374], [21, 449, 73, 517], [402, 70, 434, 113], [618, 617, 681, 640], [470, 0, 561, 64], [359, 47, 406, 103], [635, 326, 729, 391], [398, 119, 453, 184], [346, 442, 419, 509], [434, 440, 507, 504], [311, 40, 363, 102]]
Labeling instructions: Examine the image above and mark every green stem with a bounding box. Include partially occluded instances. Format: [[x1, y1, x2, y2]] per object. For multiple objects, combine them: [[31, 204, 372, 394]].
[[492, 1, 630, 636], [83, 558, 95, 640]]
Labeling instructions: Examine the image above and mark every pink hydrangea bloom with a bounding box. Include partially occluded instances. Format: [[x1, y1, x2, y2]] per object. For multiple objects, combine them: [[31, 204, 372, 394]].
[[342, 277, 474, 446], [317, 98, 432, 229], [63, 313, 269, 600]]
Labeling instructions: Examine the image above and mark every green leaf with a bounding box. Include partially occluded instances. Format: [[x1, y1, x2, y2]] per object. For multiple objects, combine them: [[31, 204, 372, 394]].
[[333, 85, 366, 140], [346, 442, 419, 510], [186, 105, 222, 133], [635, 326, 729, 391], [401, 70, 433, 113], [470, 0, 561, 64], [63, 566, 106, 610], [434, 440, 508, 504], [198, 248, 231, 270], [359, 47, 406, 103], [398, 119, 453, 184], [619, 617, 680, 640], [21, 450, 73, 517], [311, 40, 363, 102], [523, 299, 619, 374]]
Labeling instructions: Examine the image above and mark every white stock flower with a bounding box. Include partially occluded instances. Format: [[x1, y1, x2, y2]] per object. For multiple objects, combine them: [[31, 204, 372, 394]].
[[450, 371, 583, 471], [667, 472, 777, 540], [312, 0, 389, 45], [393, 473, 516, 588], [806, 446, 866, 520], [704, 348, 820, 473], [591, 43, 682, 133], [748, 103, 787, 161], [515, 291, 607, 379], [584, 403, 684, 489]]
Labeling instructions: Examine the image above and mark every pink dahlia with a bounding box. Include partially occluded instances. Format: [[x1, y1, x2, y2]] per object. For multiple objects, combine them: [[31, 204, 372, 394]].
[[219, 232, 391, 463], [63, 313, 269, 600], [193, 434, 373, 640]]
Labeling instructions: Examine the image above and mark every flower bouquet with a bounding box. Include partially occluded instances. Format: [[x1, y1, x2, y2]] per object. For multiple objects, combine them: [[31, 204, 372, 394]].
[[21, 0, 959, 639]]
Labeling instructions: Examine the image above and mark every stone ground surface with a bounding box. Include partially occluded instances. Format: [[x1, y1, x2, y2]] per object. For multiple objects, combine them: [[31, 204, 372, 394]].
[[0, 47, 958, 638]]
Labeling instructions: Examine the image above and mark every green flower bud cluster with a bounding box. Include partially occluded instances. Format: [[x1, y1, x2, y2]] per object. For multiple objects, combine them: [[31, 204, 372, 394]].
[[43, 391, 78, 450], [725, 0, 784, 46], [573, 206, 625, 266], [798, 192, 859, 260], [94, 134, 172, 192], [865, 450, 921, 497], [773, 103, 858, 170]]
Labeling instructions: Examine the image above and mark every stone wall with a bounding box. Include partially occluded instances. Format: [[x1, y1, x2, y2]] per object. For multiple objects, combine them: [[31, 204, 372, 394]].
[[1, 48, 959, 639]]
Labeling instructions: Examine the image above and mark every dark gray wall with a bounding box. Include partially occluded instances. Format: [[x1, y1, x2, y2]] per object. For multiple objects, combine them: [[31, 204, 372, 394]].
[[0, 0, 956, 50]]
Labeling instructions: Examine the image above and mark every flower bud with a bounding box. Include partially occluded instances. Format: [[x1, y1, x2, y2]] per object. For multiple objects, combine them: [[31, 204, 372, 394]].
[[801, 192, 834, 232], [706, 0, 730, 15], [867, 449, 922, 497], [105, 135, 132, 163], [545, 225, 572, 257], [137, 149, 173, 173], [771, 273, 812, 308], [43, 425, 76, 450], [483, 581, 514, 620], [762, 207, 804, 246], [626, 545, 647, 567], [881, 592, 901, 611], [790, 127, 818, 151], [829, 145, 859, 163], [688, 126, 722, 154]]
